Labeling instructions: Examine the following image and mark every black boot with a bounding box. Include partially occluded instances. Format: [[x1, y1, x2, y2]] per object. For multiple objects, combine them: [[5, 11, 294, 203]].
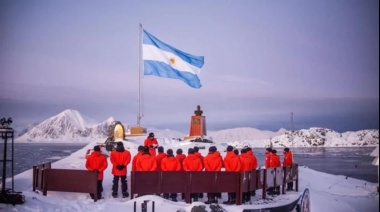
[[245, 192, 251, 203], [223, 194, 231, 204], [229, 193, 236, 205], [122, 192, 129, 198], [205, 197, 213, 204], [213, 195, 218, 204], [223, 194, 233, 205], [170, 193, 178, 202], [205, 194, 214, 204]]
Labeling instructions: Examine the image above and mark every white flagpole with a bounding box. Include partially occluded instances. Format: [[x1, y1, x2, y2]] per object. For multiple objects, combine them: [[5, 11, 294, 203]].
[[291, 112, 295, 162], [138, 24, 142, 127]]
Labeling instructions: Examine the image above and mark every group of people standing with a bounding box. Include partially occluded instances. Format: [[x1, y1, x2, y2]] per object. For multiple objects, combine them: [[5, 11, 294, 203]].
[[85, 132, 294, 204], [85, 132, 160, 200], [264, 147, 294, 195]]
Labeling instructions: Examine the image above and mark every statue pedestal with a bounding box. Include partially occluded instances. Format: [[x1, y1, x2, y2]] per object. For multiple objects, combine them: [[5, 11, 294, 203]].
[[184, 105, 208, 141], [184, 115, 207, 140]]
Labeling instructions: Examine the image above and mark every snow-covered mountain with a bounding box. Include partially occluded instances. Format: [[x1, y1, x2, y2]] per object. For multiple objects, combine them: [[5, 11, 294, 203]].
[[16, 109, 114, 143], [269, 127, 379, 148], [15, 109, 379, 147]]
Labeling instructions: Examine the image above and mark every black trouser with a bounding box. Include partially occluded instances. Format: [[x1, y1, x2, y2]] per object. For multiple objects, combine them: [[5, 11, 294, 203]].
[[112, 175, 128, 195], [190, 193, 198, 201], [163, 193, 177, 200], [90, 180, 103, 199], [287, 181, 294, 189], [97, 180, 103, 197], [207, 193, 218, 202], [228, 192, 236, 202]]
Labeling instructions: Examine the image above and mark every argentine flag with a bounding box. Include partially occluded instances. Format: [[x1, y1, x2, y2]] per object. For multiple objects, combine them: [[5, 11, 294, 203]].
[[142, 29, 204, 89]]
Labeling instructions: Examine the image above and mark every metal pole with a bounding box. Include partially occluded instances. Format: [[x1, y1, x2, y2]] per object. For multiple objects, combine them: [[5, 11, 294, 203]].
[[138, 23, 142, 127], [11, 131, 14, 191], [291, 112, 295, 162], [1, 131, 7, 193]]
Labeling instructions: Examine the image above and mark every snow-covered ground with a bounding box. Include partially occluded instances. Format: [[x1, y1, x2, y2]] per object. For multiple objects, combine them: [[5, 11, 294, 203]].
[[1, 135, 379, 211]]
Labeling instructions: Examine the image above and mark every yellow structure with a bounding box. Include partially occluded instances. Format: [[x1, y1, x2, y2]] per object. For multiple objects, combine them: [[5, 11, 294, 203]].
[[128, 126, 147, 136]]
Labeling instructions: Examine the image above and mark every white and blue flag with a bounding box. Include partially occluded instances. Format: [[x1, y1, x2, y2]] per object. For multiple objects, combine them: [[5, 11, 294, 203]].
[[142, 29, 204, 89]]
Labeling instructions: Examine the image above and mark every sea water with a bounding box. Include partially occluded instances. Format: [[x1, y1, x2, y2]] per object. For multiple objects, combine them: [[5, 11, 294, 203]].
[[0, 144, 377, 183]]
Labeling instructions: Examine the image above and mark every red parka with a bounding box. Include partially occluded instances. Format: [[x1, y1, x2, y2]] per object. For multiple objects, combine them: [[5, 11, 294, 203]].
[[283, 151, 293, 167], [176, 154, 186, 170], [136, 153, 157, 171], [265, 151, 272, 168], [247, 149, 258, 170], [223, 151, 241, 172], [155, 152, 167, 171], [132, 151, 143, 171], [269, 153, 281, 168], [110, 146, 131, 176], [240, 153, 253, 171], [161, 156, 181, 171], [86, 151, 108, 180], [183, 154, 203, 171], [204, 151, 223, 171], [194, 152, 204, 167], [144, 137, 159, 156]]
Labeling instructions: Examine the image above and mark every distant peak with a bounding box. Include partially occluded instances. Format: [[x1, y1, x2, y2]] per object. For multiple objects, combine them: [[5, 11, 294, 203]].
[[59, 109, 80, 116]]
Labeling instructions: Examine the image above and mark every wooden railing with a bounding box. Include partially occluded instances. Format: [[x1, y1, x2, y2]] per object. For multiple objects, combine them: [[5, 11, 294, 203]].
[[32, 162, 99, 201], [131, 164, 299, 205], [33, 162, 298, 205]]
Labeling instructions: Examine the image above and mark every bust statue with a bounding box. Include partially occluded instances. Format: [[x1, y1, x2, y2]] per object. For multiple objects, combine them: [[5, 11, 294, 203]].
[[194, 105, 203, 116]]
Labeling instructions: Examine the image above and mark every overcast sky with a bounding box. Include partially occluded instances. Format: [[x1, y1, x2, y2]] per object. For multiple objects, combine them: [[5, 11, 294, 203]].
[[1, 0, 379, 133]]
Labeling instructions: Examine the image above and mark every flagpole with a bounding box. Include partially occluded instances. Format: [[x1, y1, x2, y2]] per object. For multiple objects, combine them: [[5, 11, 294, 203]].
[[291, 112, 295, 162], [138, 24, 142, 127]]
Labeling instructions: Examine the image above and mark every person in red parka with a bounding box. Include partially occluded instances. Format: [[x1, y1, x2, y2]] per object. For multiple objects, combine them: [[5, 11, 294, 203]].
[[283, 147, 294, 191], [175, 148, 187, 200], [183, 148, 203, 202], [144, 132, 159, 156], [110, 142, 131, 198], [155, 146, 167, 171], [136, 146, 157, 171], [240, 148, 254, 203], [193, 146, 204, 198], [246, 147, 258, 170], [86, 145, 108, 199], [265, 147, 272, 169], [269, 149, 281, 195], [223, 145, 241, 204], [161, 149, 181, 201], [175, 148, 186, 171], [132, 145, 144, 171], [134, 146, 157, 197], [246, 147, 258, 197], [193, 146, 204, 167], [203, 146, 223, 204], [269, 149, 281, 168]]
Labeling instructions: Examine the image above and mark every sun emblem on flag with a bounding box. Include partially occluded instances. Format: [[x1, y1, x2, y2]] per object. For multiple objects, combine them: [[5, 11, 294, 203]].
[[170, 57, 176, 65]]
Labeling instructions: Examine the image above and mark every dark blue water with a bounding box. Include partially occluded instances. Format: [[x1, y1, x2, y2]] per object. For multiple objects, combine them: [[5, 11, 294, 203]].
[[0, 144, 378, 183], [0, 143, 86, 181]]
